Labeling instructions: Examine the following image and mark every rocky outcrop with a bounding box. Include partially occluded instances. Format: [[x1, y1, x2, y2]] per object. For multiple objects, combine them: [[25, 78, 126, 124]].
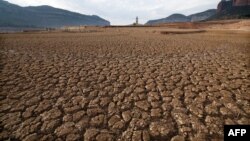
[[217, 0, 233, 13], [211, 0, 250, 20], [233, 0, 250, 6], [217, 0, 250, 13]]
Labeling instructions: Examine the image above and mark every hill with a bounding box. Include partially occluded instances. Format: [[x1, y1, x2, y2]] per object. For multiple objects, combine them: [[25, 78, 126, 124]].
[[146, 9, 216, 25], [146, 14, 190, 25], [189, 9, 217, 22], [0, 0, 110, 28]]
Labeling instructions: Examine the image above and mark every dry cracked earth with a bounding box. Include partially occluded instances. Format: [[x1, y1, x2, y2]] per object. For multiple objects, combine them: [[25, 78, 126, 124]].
[[0, 28, 249, 141]]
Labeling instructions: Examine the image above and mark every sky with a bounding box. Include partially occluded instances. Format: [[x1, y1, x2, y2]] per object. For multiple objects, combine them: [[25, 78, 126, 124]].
[[6, 0, 220, 25]]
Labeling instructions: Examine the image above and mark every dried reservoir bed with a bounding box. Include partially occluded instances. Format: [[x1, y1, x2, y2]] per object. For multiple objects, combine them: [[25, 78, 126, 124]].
[[0, 28, 249, 141]]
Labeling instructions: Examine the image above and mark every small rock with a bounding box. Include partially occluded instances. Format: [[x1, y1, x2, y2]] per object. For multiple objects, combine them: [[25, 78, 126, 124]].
[[73, 111, 85, 121], [151, 108, 162, 117], [41, 119, 61, 132], [171, 135, 185, 141], [108, 115, 121, 126], [90, 114, 105, 127], [23, 133, 38, 141], [66, 134, 80, 141], [172, 112, 190, 126], [84, 128, 99, 141], [225, 118, 236, 125], [149, 120, 175, 138], [205, 104, 218, 115], [112, 121, 125, 130], [35, 100, 52, 114], [180, 127, 192, 133], [72, 96, 88, 108], [219, 107, 233, 116], [142, 130, 150, 141], [100, 97, 111, 107], [188, 104, 203, 118], [237, 117, 250, 125], [41, 108, 62, 121], [130, 118, 148, 129], [150, 101, 160, 108], [148, 92, 160, 102], [191, 133, 207, 141], [135, 100, 150, 111], [75, 117, 89, 130], [87, 107, 103, 117], [122, 110, 132, 122], [121, 129, 133, 140], [40, 134, 55, 141], [134, 87, 145, 93], [108, 115, 125, 130], [63, 114, 73, 122], [145, 83, 156, 91], [96, 133, 114, 141], [108, 102, 117, 115], [132, 131, 142, 141], [64, 106, 81, 114], [55, 122, 76, 137]]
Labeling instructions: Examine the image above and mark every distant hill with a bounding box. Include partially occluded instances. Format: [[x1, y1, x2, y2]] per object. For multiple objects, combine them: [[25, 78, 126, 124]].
[[146, 14, 190, 25], [0, 0, 110, 28], [146, 9, 216, 25], [189, 9, 217, 22]]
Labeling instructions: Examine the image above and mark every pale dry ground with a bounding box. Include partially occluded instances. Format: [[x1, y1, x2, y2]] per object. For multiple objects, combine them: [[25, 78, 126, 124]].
[[157, 20, 250, 32], [0, 27, 250, 141]]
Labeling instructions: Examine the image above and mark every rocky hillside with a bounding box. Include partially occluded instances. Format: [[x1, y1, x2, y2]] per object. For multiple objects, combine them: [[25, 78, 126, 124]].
[[189, 9, 217, 22], [0, 0, 110, 28], [146, 14, 190, 25], [146, 9, 216, 25], [209, 6, 250, 20], [209, 0, 250, 20]]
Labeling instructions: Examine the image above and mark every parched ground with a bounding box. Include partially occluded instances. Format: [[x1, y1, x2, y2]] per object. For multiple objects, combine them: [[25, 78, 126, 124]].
[[0, 28, 249, 141]]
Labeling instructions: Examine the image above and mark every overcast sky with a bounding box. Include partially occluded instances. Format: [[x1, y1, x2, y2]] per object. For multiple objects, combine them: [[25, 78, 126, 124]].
[[6, 0, 220, 25]]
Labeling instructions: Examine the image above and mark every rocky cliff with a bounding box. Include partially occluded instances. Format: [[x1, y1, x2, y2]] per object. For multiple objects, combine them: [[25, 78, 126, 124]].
[[233, 0, 250, 6], [211, 0, 250, 20], [217, 0, 233, 13]]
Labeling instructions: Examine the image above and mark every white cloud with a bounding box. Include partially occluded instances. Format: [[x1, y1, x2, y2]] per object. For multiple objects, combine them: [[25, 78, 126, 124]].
[[5, 0, 220, 25]]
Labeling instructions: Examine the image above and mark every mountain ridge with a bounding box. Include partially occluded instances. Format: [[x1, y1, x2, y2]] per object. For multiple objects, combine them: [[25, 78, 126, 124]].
[[0, 0, 110, 28], [146, 9, 216, 25]]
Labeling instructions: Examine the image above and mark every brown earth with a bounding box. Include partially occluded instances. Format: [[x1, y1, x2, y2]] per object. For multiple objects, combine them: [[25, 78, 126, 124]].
[[0, 26, 250, 141], [156, 20, 250, 31]]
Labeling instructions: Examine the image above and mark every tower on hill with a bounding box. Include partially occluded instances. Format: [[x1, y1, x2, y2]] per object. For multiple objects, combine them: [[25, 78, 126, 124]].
[[136, 16, 139, 25]]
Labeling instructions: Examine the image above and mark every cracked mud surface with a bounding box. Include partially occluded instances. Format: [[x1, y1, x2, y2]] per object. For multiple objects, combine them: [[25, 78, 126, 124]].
[[0, 28, 250, 141]]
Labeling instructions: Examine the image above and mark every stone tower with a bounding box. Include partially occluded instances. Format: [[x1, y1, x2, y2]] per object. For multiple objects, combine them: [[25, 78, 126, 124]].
[[136, 17, 138, 25]]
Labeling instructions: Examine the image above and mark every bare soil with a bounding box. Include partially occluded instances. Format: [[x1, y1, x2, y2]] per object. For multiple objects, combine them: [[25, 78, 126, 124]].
[[157, 20, 250, 31], [0, 26, 249, 141]]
